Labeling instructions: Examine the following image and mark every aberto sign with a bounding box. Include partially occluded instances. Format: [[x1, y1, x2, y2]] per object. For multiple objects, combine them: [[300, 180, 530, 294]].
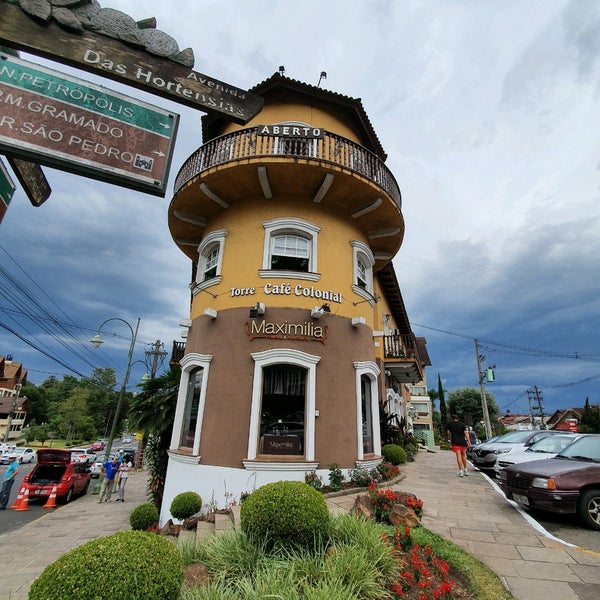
[[0, 54, 179, 196]]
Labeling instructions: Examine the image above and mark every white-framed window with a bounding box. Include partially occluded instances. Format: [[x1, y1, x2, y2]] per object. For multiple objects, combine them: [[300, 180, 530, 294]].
[[194, 229, 227, 292], [354, 361, 381, 460], [351, 240, 375, 302], [246, 348, 320, 461], [260, 218, 321, 282], [171, 353, 212, 455]]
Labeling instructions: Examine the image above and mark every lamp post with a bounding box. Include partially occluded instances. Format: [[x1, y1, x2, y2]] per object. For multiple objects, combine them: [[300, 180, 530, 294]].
[[90, 317, 140, 463]]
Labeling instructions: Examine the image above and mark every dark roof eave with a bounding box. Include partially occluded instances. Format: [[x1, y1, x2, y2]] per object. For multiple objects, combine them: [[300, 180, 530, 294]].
[[202, 73, 387, 159]]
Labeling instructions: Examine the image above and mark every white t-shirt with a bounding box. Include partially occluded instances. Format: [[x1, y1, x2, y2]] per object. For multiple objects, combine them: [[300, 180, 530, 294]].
[[119, 461, 132, 479]]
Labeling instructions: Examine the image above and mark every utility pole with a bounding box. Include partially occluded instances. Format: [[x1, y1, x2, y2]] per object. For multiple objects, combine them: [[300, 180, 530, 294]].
[[475, 339, 493, 440], [145, 340, 168, 379], [527, 386, 546, 429]]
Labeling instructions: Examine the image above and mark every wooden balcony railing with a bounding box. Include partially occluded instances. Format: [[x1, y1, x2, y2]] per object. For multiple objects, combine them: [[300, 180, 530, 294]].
[[383, 333, 419, 360], [170, 341, 185, 365], [173, 127, 402, 210]]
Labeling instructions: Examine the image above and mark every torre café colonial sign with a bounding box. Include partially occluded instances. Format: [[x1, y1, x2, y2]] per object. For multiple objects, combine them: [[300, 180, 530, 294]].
[[0, 0, 263, 124]]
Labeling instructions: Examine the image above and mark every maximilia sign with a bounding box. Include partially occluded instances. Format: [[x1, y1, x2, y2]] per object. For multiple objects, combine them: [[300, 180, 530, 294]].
[[246, 320, 328, 344]]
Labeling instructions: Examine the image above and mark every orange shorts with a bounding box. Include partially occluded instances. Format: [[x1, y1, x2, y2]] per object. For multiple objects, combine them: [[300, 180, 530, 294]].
[[452, 445, 467, 453]]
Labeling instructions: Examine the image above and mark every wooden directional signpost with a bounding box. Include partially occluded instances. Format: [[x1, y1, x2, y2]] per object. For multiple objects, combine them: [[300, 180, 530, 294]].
[[0, 156, 16, 223], [0, 53, 179, 196], [0, 0, 264, 204]]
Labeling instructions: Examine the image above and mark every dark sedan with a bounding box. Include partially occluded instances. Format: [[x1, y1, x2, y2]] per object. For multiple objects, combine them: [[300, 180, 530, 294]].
[[498, 434, 600, 530]]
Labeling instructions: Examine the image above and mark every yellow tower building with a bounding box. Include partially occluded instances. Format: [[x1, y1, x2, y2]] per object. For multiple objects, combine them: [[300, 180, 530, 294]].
[[163, 73, 429, 520]]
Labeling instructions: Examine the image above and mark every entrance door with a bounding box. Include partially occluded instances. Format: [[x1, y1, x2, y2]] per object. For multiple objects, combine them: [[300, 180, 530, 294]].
[[259, 364, 306, 456]]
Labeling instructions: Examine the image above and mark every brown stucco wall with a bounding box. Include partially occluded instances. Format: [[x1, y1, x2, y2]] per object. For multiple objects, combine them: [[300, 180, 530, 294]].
[[183, 306, 376, 469]]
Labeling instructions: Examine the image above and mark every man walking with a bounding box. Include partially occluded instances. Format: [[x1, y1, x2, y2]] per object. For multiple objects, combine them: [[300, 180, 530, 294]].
[[0, 454, 19, 509], [446, 414, 471, 477]]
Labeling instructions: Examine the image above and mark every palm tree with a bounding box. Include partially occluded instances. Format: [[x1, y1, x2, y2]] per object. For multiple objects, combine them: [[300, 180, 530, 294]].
[[128, 366, 180, 509]]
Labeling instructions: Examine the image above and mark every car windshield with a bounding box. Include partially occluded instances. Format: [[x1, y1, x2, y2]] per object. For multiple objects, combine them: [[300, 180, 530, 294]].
[[494, 431, 536, 444], [527, 435, 575, 454], [557, 436, 600, 462]]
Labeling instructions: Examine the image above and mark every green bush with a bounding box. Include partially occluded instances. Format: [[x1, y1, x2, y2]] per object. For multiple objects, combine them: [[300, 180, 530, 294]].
[[382, 443, 407, 465], [328, 462, 344, 491], [129, 502, 159, 531], [28, 530, 183, 600], [170, 491, 202, 520], [240, 480, 330, 549]]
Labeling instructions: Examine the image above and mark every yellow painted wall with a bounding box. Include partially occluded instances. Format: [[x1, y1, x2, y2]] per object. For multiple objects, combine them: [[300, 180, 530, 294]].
[[222, 102, 363, 146], [190, 198, 380, 325]]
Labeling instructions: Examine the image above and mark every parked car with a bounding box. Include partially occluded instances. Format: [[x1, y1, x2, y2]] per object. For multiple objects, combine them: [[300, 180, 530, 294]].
[[13, 447, 36, 464], [493, 433, 582, 477], [498, 434, 600, 530], [121, 436, 133, 444], [90, 440, 106, 451], [471, 429, 563, 475], [69, 447, 97, 465], [466, 435, 499, 461], [22, 449, 91, 503]]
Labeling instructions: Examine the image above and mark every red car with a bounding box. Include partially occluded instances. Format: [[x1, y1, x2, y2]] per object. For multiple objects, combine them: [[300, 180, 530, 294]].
[[22, 449, 91, 503], [90, 440, 106, 451]]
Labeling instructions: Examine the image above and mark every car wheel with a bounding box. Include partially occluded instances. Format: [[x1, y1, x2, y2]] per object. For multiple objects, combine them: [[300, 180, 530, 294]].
[[576, 489, 600, 531], [64, 487, 74, 504]]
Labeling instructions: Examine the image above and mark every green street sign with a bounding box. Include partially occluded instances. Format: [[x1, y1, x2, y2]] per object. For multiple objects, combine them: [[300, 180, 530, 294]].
[[0, 156, 16, 208], [0, 53, 179, 196]]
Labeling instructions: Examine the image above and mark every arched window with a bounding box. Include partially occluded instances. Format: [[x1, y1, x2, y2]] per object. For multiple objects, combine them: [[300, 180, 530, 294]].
[[351, 240, 375, 303], [194, 229, 227, 293], [171, 353, 212, 455], [354, 361, 381, 460], [260, 218, 321, 282]]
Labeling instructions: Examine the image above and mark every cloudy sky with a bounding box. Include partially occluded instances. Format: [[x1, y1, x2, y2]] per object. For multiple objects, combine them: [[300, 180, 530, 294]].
[[1, 0, 598, 417]]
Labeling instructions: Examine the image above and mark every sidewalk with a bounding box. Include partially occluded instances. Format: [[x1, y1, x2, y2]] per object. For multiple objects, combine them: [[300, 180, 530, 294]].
[[0, 472, 149, 600], [328, 450, 600, 600], [1, 451, 600, 600]]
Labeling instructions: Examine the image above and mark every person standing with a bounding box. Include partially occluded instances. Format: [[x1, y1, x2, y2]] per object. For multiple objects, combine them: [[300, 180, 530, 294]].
[[98, 456, 119, 503], [0, 454, 19, 509], [115, 454, 132, 502], [447, 414, 471, 477]]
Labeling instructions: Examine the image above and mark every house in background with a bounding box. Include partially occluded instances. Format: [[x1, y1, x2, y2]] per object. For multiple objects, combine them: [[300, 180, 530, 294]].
[[0, 355, 28, 442], [546, 408, 583, 432], [162, 73, 429, 523]]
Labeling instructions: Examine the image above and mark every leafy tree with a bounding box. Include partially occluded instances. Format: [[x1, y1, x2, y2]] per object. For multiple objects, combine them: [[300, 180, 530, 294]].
[[580, 397, 600, 433], [20, 383, 48, 424], [447, 386, 500, 432], [85, 367, 119, 435], [438, 373, 448, 435], [57, 387, 93, 440], [127, 367, 180, 509]]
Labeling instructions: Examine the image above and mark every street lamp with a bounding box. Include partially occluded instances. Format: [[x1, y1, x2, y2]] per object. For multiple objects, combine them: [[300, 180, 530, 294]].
[[90, 317, 140, 463]]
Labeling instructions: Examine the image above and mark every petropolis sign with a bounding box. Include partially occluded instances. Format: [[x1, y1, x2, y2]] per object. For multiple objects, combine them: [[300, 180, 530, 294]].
[[231, 283, 342, 303]]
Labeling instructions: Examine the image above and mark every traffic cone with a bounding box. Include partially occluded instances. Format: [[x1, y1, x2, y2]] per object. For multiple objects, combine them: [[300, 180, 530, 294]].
[[14, 487, 30, 511], [43, 486, 57, 509], [10, 486, 25, 509]]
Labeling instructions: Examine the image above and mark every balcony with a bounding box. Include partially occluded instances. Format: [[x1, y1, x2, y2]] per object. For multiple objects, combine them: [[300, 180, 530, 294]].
[[383, 333, 423, 384], [170, 127, 404, 262], [174, 127, 401, 207], [170, 341, 185, 366]]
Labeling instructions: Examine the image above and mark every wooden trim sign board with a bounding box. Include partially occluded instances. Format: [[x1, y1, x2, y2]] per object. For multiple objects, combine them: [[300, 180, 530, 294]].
[[0, 53, 179, 196]]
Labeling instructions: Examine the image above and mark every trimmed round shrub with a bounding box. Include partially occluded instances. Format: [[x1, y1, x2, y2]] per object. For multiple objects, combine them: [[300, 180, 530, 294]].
[[28, 530, 183, 600], [170, 491, 202, 520], [240, 480, 330, 549], [129, 502, 159, 531], [382, 443, 407, 465]]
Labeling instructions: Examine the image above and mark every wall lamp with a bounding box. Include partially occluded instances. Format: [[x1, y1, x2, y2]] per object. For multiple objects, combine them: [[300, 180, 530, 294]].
[[249, 302, 266, 318], [310, 303, 331, 319]]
